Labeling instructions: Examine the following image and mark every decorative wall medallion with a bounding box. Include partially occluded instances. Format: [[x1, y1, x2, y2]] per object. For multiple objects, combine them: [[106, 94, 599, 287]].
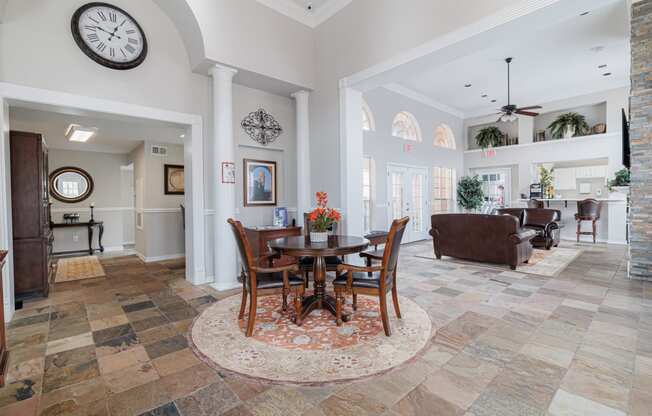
[[241, 109, 283, 146]]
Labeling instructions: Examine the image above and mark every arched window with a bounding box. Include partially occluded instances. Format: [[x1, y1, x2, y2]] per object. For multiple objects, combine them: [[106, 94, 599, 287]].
[[392, 111, 422, 141], [434, 124, 456, 149], [362, 99, 375, 131]]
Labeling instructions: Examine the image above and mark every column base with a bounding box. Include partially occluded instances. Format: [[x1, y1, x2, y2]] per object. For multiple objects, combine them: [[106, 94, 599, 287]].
[[210, 280, 241, 292]]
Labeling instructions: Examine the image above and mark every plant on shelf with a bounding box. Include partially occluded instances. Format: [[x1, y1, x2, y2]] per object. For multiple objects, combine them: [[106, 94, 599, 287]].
[[548, 112, 590, 139], [608, 168, 631, 191], [307, 192, 341, 242], [475, 126, 504, 149], [457, 175, 484, 211], [539, 165, 555, 199]]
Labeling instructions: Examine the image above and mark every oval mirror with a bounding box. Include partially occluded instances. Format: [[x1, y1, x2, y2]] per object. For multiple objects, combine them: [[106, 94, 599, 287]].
[[49, 167, 94, 203]]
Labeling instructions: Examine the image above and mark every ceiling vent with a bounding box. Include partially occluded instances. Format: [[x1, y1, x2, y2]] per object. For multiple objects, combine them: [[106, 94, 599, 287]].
[[151, 144, 168, 156]]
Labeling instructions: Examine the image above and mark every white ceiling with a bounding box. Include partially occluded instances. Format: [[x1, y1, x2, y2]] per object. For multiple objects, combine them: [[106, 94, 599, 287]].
[[9, 107, 186, 154], [395, 1, 630, 118], [256, 0, 352, 27]]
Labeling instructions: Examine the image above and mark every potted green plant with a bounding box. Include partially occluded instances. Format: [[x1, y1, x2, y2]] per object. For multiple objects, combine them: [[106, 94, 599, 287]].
[[475, 126, 504, 149], [548, 112, 589, 139], [608, 168, 630, 193], [539, 165, 555, 199], [457, 175, 484, 212]]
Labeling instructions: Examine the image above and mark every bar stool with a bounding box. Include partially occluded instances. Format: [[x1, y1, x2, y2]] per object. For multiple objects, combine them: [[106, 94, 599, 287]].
[[575, 199, 602, 243]]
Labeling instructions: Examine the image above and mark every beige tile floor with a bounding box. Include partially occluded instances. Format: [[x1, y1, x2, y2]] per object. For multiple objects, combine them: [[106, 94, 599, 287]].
[[0, 241, 650, 415]]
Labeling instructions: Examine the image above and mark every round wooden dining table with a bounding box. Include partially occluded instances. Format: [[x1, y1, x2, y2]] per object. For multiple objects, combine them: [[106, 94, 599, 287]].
[[268, 235, 369, 322]]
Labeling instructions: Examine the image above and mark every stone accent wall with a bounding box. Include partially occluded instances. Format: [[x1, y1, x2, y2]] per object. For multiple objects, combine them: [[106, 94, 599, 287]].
[[630, 0, 652, 280]]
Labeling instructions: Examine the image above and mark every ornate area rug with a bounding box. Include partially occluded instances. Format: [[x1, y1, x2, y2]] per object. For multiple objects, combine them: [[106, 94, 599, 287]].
[[55, 255, 105, 282], [416, 246, 582, 277], [189, 293, 431, 385]]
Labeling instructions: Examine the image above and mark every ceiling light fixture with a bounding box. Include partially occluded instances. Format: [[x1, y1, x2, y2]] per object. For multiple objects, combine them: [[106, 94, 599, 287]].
[[481, 94, 488, 98], [603, 72, 612, 76], [598, 64, 608, 68], [464, 84, 472, 88], [580, 11, 590, 16], [65, 124, 97, 142], [491, 99, 497, 103]]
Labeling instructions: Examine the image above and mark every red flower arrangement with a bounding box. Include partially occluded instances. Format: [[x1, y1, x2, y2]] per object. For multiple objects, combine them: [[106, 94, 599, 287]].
[[307, 192, 341, 232]]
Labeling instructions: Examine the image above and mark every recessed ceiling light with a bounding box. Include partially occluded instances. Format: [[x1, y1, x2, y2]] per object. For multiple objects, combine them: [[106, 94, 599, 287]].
[[65, 124, 97, 142], [580, 11, 590, 16], [603, 72, 612, 76], [590, 45, 605, 53], [598, 64, 608, 69], [481, 94, 488, 98], [464, 84, 472, 88], [491, 99, 497, 103]]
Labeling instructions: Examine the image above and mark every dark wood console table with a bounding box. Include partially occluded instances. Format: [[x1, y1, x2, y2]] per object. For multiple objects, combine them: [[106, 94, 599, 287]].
[[245, 226, 302, 267], [0, 251, 9, 387], [50, 221, 104, 256]]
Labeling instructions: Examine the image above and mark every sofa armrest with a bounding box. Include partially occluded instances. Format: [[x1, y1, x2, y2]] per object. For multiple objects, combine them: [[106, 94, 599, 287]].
[[510, 229, 536, 244]]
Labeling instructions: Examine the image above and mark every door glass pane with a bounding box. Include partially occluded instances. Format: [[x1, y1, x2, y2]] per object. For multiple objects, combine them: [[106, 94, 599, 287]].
[[390, 172, 403, 220], [411, 174, 423, 232]]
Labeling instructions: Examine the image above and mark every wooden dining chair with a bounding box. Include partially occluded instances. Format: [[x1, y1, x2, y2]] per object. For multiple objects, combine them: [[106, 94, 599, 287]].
[[227, 218, 305, 337], [299, 213, 344, 287], [333, 217, 409, 336]]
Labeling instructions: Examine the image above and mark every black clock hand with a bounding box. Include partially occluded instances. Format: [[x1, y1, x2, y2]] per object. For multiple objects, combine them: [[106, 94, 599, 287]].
[[94, 26, 122, 40]]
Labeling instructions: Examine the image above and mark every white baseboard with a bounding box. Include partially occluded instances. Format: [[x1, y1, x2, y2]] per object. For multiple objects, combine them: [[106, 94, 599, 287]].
[[136, 252, 185, 263], [103, 246, 127, 252]]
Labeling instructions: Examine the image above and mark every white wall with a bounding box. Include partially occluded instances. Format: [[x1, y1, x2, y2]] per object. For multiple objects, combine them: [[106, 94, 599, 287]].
[[47, 149, 131, 253], [128, 142, 185, 261], [234, 84, 297, 225], [311, 0, 522, 207], [363, 88, 464, 229], [0, 0, 308, 293]]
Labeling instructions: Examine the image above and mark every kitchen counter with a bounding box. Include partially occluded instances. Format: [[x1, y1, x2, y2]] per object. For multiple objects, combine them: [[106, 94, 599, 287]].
[[512, 195, 628, 245]]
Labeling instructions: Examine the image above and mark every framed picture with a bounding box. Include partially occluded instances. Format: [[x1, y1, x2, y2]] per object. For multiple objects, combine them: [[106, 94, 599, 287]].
[[274, 207, 288, 227], [244, 159, 277, 206], [221, 162, 235, 184], [164, 164, 185, 195]]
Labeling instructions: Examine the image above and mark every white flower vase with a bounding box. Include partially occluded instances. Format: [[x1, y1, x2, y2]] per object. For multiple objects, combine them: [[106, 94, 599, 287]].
[[310, 231, 329, 242]]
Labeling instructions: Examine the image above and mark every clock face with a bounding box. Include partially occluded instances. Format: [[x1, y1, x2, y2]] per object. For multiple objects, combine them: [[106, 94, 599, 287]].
[[71, 3, 147, 70]]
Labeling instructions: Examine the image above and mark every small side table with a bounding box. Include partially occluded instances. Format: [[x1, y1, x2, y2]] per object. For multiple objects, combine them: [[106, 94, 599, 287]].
[[50, 221, 105, 255]]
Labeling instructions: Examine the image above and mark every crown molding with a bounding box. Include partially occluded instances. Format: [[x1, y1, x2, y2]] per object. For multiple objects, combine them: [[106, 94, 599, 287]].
[[256, 0, 352, 28], [382, 83, 465, 119]]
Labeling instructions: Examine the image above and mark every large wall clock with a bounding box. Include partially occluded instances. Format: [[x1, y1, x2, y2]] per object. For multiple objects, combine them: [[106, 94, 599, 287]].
[[71, 2, 148, 70]]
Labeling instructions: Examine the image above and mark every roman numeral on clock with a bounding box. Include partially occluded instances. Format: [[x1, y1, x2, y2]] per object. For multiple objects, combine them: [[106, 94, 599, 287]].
[[87, 33, 99, 43], [98, 10, 107, 21], [125, 44, 136, 54], [109, 12, 117, 23], [126, 29, 136, 35], [84, 25, 96, 32], [128, 38, 138, 45], [97, 42, 107, 52], [110, 47, 115, 57]]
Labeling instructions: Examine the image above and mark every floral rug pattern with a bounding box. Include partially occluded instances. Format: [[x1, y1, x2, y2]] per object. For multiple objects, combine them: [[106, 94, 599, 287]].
[[189, 293, 431, 384]]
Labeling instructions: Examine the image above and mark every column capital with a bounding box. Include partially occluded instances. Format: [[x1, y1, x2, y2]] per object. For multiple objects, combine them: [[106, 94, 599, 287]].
[[209, 64, 238, 79], [291, 90, 310, 99]]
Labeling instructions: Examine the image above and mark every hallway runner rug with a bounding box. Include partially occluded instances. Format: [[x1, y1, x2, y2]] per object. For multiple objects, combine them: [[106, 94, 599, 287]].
[[55, 255, 106, 282], [189, 293, 431, 385]]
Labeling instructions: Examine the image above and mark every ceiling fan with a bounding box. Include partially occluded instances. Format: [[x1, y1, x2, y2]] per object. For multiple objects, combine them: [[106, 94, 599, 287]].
[[497, 57, 541, 122]]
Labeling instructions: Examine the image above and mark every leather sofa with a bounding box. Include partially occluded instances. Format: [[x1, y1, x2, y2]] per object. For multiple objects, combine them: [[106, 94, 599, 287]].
[[495, 208, 561, 250], [429, 214, 536, 270]]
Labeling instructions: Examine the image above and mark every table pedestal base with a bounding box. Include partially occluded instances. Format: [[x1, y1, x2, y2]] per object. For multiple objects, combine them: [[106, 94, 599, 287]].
[[300, 293, 350, 322]]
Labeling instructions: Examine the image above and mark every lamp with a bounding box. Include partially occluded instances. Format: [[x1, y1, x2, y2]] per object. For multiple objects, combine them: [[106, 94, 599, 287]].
[[65, 124, 97, 142]]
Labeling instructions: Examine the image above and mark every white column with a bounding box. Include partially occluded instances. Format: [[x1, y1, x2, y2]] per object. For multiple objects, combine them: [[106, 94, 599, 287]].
[[209, 64, 239, 291], [339, 87, 364, 237], [292, 90, 311, 218]]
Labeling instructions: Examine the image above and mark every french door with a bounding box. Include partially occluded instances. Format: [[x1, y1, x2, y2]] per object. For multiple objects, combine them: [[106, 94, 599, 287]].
[[474, 168, 512, 208], [387, 164, 429, 243]]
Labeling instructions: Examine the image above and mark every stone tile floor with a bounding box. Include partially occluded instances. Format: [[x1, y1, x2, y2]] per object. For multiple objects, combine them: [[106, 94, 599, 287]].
[[0, 241, 650, 415]]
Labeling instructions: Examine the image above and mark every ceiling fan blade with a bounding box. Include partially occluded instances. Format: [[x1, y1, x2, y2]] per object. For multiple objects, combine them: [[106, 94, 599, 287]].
[[516, 110, 539, 117], [516, 105, 542, 111]]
